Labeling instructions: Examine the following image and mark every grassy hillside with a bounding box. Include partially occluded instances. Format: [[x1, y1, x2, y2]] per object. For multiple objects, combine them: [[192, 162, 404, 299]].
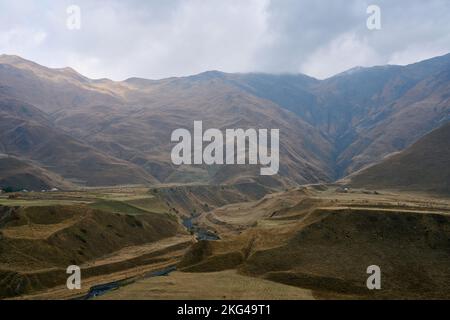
[[0, 196, 186, 298], [0, 98, 158, 187], [0, 156, 73, 191], [349, 122, 450, 194], [2, 54, 450, 187], [176, 187, 450, 299]]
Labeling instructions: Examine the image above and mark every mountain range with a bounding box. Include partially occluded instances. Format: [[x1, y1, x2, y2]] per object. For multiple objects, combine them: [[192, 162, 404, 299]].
[[0, 53, 449, 191]]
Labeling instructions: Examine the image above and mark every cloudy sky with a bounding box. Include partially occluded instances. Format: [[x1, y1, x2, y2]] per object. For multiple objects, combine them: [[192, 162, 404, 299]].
[[1, 0, 450, 80]]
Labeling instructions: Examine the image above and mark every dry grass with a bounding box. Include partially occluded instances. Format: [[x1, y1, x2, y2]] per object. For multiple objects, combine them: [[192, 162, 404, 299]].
[[97, 270, 314, 300], [2, 185, 450, 300], [178, 186, 450, 299], [0, 189, 189, 299]]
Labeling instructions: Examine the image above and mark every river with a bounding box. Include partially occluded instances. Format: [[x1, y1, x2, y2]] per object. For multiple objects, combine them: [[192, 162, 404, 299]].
[[78, 214, 219, 300], [182, 215, 220, 241]]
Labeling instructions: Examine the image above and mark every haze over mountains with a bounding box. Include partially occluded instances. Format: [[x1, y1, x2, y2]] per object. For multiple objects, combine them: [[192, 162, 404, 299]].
[[0, 53, 449, 191]]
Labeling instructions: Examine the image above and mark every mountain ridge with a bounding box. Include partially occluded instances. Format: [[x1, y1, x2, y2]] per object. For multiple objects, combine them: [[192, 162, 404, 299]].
[[3, 52, 450, 82], [1, 53, 449, 190]]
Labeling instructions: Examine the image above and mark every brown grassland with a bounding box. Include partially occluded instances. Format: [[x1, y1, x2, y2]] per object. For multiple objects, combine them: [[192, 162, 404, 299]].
[[1, 184, 449, 300]]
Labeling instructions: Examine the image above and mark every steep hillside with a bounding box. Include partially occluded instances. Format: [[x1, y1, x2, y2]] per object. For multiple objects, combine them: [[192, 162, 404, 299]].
[[1, 53, 450, 188], [0, 54, 125, 113], [156, 183, 274, 216], [349, 122, 450, 194], [226, 54, 450, 176], [335, 64, 450, 175], [0, 155, 72, 190], [0, 203, 186, 298], [53, 72, 336, 186], [0, 97, 158, 186]]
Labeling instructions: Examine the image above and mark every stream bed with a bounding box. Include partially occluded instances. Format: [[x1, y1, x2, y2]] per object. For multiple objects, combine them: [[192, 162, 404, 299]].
[[182, 215, 220, 241], [79, 265, 177, 300], [78, 214, 219, 300]]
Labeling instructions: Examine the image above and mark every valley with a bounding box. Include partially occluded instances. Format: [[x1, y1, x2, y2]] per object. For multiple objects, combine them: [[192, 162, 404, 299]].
[[0, 53, 449, 300], [1, 184, 449, 300]]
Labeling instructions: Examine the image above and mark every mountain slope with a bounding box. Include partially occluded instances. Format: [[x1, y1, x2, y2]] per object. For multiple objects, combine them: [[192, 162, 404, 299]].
[[0, 155, 72, 191], [335, 63, 450, 175], [52, 71, 337, 186], [1, 53, 450, 189], [0, 97, 158, 187], [0, 203, 187, 298], [226, 54, 450, 176], [349, 122, 450, 194], [0, 54, 125, 113]]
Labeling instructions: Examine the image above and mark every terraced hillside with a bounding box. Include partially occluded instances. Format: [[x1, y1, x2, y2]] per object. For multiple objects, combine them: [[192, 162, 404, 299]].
[[1, 185, 449, 300], [136, 186, 450, 300], [0, 188, 191, 299]]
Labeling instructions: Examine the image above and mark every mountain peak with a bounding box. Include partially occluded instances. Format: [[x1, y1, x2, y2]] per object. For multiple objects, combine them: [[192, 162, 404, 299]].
[[0, 54, 90, 83], [0, 54, 34, 65], [337, 66, 366, 76], [193, 70, 227, 80]]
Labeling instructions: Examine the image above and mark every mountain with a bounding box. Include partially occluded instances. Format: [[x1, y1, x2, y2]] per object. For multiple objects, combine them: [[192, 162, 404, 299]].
[[0, 54, 124, 113], [225, 54, 450, 176], [349, 122, 450, 194], [1, 53, 450, 189], [0, 55, 336, 187], [0, 155, 72, 191], [50, 76, 336, 187], [331, 58, 450, 175], [0, 94, 157, 188]]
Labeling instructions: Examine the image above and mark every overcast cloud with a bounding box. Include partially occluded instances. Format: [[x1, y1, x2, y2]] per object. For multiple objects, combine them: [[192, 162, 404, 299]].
[[1, 0, 450, 80]]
